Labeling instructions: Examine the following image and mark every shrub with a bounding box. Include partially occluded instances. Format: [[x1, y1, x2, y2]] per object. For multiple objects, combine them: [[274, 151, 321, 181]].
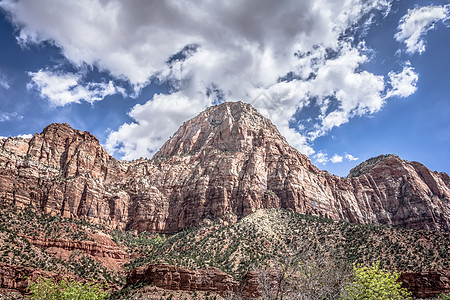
[[341, 262, 412, 300], [28, 276, 109, 300]]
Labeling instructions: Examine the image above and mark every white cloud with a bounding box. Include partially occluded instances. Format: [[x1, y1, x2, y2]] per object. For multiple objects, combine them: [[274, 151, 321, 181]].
[[0, 80, 8, 89], [331, 154, 343, 163], [0, 0, 392, 87], [106, 92, 211, 160], [315, 152, 358, 164], [0, 112, 22, 122], [345, 154, 359, 161], [314, 152, 329, 165], [0, 133, 32, 139], [27, 69, 125, 106], [395, 5, 449, 54], [301, 44, 386, 141], [386, 63, 418, 98], [2, 0, 412, 160], [0, 73, 9, 89]]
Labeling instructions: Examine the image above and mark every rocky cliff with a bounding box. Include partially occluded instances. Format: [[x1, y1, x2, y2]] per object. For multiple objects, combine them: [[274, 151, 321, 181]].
[[1, 101, 449, 233], [401, 271, 450, 298], [126, 264, 450, 299], [127, 264, 238, 296]]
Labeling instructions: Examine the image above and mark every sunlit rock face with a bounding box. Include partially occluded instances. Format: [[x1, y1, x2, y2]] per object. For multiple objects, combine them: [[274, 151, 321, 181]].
[[1, 102, 449, 233]]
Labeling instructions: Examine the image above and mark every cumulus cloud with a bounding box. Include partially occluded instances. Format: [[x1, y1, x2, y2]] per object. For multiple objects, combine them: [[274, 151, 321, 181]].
[[331, 154, 343, 163], [386, 63, 418, 98], [27, 69, 125, 106], [314, 152, 358, 165], [2, 0, 418, 160], [345, 154, 359, 161], [106, 92, 211, 160], [314, 152, 329, 165], [303, 44, 386, 141], [0, 0, 391, 86], [395, 5, 449, 54]]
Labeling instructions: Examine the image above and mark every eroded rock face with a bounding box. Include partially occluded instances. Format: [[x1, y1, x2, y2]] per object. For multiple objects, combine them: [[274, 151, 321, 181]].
[[1, 102, 449, 233], [0, 123, 128, 229], [0, 263, 59, 293], [400, 271, 450, 298], [28, 236, 128, 260], [126, 265, 450, 299], [127, 264, 238, 295]]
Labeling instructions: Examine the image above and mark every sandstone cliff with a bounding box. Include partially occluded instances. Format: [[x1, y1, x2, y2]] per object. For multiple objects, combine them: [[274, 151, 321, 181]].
[[0, 102, 449, 233], [127, 264, 238, 296]]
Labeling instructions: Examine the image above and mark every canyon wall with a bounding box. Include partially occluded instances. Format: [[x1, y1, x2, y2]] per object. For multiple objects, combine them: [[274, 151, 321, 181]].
[[1, 102, 449, 233]]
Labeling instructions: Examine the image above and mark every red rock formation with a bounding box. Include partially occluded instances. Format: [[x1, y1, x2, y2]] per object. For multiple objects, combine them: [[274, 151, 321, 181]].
[[125, 102, 450, 232], [0, 263, 60, 293], [0, 102, 449, 233], [28, 236, 128, 259], [126, 265, 450, 299], [126, 264, 238, 295], [0, 123, 128, 229], [400, 271, 450, 298]]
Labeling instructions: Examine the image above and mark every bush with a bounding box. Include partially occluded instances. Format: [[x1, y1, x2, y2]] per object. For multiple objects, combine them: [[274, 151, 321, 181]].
[[341, 262, 412, 300], [28, 276, 109, 300]]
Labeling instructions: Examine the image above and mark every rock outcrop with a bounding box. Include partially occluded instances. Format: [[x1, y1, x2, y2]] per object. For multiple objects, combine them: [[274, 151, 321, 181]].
[[1, 102, 449, 233], [127, 264, 238, 295], [0, 123, 128, 229], [0, 263, 60, 293], [127, 265, 450, 299], [400, 271, 450, 298], [28, 236, 128, 260]]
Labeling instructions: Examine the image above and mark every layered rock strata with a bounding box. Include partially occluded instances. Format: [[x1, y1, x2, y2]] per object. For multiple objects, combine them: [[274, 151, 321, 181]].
[[127, 264, 237, 295], [127, 264, 450, 299], [0, 263, 64, 293], [0, 102, 449, 233], [28, 237, 128, 259], [401, 271, 450, 298]]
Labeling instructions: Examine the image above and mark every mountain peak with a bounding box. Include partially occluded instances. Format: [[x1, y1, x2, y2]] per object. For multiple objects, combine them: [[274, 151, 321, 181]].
[[40, 123, 99, 144], [154, 101, 288, 158], [348, 154, 402, 178], [1, 103, 450, 234]]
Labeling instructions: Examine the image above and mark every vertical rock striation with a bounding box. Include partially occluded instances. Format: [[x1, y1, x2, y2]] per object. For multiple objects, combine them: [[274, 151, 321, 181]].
[[0, 102, 449, 233]]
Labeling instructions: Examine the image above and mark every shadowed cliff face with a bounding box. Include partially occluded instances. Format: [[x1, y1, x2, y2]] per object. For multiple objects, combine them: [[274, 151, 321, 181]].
[[0, 102, 449, 233]]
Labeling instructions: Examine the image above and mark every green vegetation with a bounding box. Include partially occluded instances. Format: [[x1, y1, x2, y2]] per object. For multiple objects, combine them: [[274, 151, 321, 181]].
[[342, 262, 411, 300], [111, 229, 165, 254], [1, 200, 449, 299], [28, 277, 109, 300], [0, 203, 123, 285], [126, 209, 450, 280]]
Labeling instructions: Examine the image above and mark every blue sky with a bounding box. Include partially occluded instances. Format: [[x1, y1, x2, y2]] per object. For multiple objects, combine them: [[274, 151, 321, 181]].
[[0, 0, 449, 177]]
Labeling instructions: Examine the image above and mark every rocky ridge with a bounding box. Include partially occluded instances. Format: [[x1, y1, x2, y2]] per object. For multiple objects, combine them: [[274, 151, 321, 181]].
[[0, 101, 449, 233]]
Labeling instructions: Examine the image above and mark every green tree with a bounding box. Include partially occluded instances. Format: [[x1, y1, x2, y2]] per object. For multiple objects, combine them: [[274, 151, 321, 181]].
[[341, 262, 412, 300], [28, 276, 109, 300], [438, 293, 450, 300]]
